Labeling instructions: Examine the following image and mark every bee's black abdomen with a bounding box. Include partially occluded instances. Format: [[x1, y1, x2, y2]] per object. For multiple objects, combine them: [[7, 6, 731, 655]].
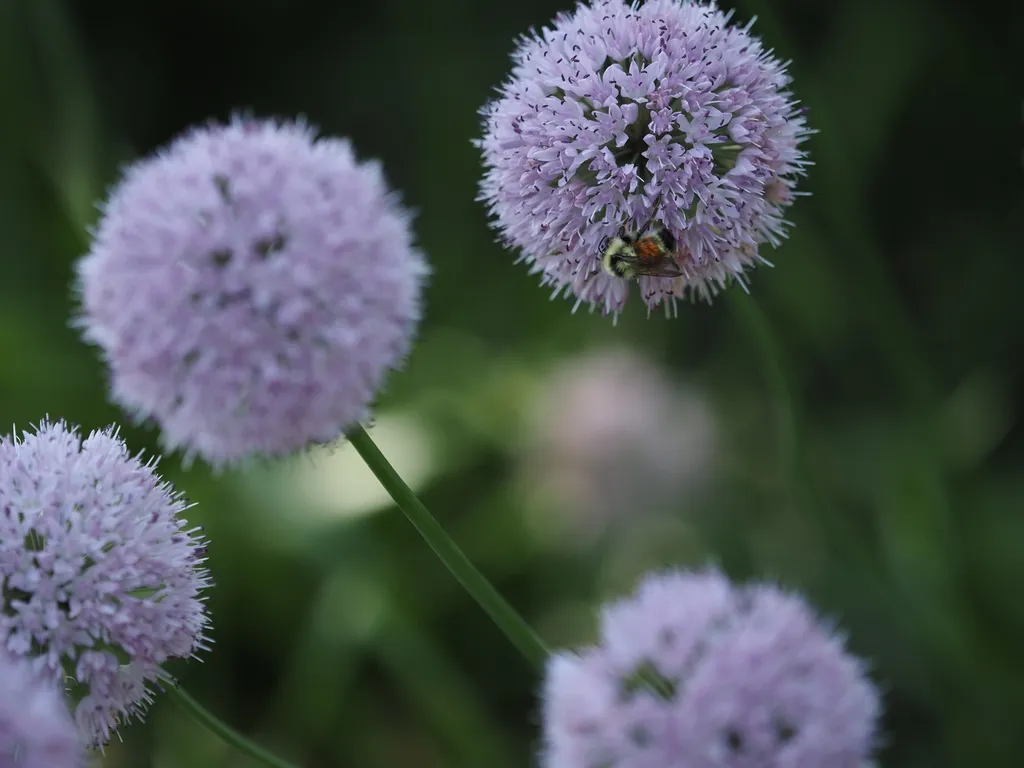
[[659, 227, 676, 252]]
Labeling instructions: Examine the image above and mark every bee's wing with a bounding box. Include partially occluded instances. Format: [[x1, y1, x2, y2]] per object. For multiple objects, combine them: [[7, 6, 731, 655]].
[[629, 258, 683, 278]]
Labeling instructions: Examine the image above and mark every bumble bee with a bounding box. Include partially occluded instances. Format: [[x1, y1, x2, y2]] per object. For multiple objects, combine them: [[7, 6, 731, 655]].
[[599, 222, 684, 280]]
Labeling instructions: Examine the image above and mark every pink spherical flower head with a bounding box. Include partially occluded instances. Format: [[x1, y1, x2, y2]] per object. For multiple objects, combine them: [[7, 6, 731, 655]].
[[76, 116, 428, 467], [0, 649, 83, 767], [0, 420, 211, 747], [542, 568, 880, 767], [478, 0, 810, 318]]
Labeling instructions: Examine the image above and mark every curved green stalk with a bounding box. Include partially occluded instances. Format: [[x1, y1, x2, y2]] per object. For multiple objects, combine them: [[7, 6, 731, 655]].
[[726, 291, 799, 492], [726, 290, 868, 560], [346, 424, 550, 670], [164, 683, 301, 768]]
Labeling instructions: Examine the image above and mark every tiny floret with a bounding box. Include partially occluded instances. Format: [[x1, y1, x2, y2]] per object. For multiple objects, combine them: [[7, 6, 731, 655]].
[[542, 568, 880, 767], [0, 649, 83, 767], [477, 0, 810, 317], [0, 420, 211, 746], [76, 116, 428, 466]]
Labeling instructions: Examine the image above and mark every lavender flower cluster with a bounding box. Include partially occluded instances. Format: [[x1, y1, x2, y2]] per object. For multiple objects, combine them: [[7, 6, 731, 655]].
[[76, 118, 427, 468], [2, 2, 883, 766], [478, 0, 810, 316], [1, 420, 209, 756], [543, 570, 879, 767], [0, 649, 81, 767]]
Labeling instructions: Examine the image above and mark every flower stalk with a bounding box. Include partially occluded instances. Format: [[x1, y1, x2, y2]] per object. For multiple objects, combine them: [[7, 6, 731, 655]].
[[346, 424, 550, 670], [165, 684, 301, 768]]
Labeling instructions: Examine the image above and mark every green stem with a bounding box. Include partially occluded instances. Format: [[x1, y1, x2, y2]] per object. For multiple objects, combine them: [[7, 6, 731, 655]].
[[726, 291, 799, 492], [164, 683, 301, 768], [346, 424, 550, 670], [726, 290, 870, 563]]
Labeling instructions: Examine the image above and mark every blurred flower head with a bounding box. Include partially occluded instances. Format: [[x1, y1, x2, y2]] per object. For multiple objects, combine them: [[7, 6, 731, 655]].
[[520, 347, 718, 542], [477, 0, 809, 317], [0, 649, 82, 767], [543, 568, 880, 767], [0, 420, 211, 746], [76, 116, 428, 468]]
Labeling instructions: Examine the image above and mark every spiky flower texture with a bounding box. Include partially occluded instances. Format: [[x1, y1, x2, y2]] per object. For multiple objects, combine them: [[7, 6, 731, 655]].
[[0, 421, 210, 746], [478, 0, 810, 316], [77, 117, 427, 467], [0, 649, 82, 767], [543, 569, 879, 767]]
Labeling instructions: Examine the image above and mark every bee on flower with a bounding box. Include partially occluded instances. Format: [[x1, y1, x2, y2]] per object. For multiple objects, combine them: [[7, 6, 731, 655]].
[[477, 0, 812, 317]]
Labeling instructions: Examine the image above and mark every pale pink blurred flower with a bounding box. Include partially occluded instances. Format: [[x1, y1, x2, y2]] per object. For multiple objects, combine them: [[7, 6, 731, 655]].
[[520, 348, 718, 541]]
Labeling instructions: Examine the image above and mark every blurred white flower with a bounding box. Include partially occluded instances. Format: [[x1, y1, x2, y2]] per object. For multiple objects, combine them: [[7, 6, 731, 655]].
[[235, 410, 438, 550], [284, 411, 436, 520], [518, 347, 719, 545]]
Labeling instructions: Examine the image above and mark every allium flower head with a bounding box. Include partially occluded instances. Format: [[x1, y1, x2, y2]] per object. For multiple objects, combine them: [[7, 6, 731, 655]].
[[0, 420, 211, 746], [76, 116, 428, 467], [478, 0, 810, 317], [0, 649, 82, 767], [542, 568, 879, 767]]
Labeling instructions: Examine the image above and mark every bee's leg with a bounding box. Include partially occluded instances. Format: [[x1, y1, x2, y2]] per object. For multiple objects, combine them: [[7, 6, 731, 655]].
[[636, 209, 660, 235]]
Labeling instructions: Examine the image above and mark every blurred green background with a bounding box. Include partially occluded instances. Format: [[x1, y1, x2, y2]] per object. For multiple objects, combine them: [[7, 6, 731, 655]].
[[1, 0, 1022, 765]]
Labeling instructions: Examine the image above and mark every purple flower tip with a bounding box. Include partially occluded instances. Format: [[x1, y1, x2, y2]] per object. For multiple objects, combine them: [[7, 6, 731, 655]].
[[542, 568, 880, 767], [477, 0, 811, 317], [0, 649, 83, 767], [0, 419, 211, 746], [76, 116, 429, 467]]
